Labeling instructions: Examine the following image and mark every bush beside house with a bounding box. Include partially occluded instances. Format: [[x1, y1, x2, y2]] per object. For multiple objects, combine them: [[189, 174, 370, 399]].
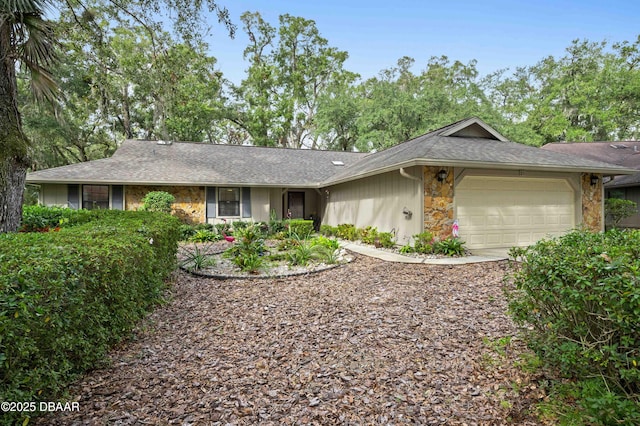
[[507, 229, 640, 422], [0, 210, 180, 425]]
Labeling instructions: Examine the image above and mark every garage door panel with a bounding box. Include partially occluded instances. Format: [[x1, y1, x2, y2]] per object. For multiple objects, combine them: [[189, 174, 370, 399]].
[[560, 215, 573, 226], [532, 215, 545, 225], [487, 215, 502, 226], [456, 176, 575, 249]]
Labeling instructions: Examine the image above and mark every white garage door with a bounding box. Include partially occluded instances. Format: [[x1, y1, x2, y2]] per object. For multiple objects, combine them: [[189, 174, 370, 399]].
[[456, 176, 575, 249]]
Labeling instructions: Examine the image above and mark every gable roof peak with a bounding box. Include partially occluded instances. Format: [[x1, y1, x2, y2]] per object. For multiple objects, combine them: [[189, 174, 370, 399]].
[[438, 117, 509, 141]]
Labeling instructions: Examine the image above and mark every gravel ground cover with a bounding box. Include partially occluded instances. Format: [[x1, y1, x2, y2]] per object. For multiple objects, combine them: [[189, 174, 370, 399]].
[[36, 254, 544, 425]]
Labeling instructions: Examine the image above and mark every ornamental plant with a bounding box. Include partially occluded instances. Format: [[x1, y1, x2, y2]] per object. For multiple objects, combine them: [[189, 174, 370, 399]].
[[224, 223, 268, 273], [357, 226, 378, 244], [377, 231, 395, 248], [605, 198, 638, 228], [336, 223, 357, 240], [433, 237, 466, 256], [141, 191, 175, 213], [507, 229, 640, 404], [413, 231, 434, 253]]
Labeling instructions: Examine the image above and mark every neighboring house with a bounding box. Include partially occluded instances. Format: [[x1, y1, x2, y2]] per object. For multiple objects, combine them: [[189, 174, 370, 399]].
[[542, 141, 640, 228], [27, 118, 635, 250]]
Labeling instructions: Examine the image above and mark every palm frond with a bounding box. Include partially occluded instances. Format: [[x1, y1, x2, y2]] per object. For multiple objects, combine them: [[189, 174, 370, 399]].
[[19, 58, 59, 102], [1, 1, 51, 15], [17, 14, 57, 67], [2, 0, 60, 103]]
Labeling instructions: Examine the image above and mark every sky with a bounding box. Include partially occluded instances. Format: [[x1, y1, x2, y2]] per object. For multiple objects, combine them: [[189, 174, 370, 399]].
[[201, 0, 640, 84]]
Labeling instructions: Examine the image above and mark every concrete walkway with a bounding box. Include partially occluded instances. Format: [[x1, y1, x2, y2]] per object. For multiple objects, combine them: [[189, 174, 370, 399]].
[[340, 242, 509, 265]]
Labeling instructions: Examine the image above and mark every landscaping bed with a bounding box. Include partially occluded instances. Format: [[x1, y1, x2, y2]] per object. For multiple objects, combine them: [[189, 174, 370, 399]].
[[35, 256, 543, 425], [178, 240, 354, 278]]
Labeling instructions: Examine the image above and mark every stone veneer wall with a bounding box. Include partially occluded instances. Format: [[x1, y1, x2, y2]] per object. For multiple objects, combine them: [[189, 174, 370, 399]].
[[125, 185, 206, 224], [423, 166, 455, 240], [581, 173, 603, 232]]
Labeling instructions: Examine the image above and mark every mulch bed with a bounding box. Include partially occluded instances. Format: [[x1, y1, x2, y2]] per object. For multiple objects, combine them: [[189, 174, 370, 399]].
[[36, 255, 544, 425]]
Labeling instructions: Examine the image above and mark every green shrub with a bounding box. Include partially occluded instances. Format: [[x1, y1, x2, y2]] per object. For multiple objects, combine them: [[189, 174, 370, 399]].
[[20, 205, 94, 232], [433, 237, 466, 256], [190, 229, 221, 243], [194, 223, 215, 231], [0, 211, 180, 425], [320, 224, 337, 237], [377, 232, 395, 248], [215, 222, 230, 235], [605, 198, 638, 228], [232, 220, 249, 231], [288, 237, 339, 266], [268, 219, 287, 235], [336, 223, 357, 240], [224, 223, 268, 272], [234, 253, 265, 273], [400, 244, 415, 254], [289, 219, 314, 239], [413, 231, 434, 253], [20, 205, 67, 231], [141, 191, 175, 213], [357, 226, 378, 244], [179, 223, 196, 240], [507, 229, 640, 403], [310, 235, 340, 252]]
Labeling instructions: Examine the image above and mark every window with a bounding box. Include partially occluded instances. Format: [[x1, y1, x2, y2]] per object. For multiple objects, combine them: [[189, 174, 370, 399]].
[[218, 187, 240, 216], [82, 185, 109, 210]]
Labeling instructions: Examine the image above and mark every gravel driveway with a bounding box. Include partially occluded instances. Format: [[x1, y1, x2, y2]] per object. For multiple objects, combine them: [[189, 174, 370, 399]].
[[37, 254, 542, 425]]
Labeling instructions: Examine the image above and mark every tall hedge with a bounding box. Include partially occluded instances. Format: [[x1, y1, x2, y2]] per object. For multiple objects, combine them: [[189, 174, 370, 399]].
[[0, 210, 180, 423]]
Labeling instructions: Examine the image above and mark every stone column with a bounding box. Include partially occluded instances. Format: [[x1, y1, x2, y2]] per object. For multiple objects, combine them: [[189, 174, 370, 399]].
[[581, 173, 603, 232], [423, 166, 455, 240]]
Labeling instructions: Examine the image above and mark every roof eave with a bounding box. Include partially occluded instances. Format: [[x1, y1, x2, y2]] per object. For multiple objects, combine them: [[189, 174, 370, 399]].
[[322, 159, 637, 186], [25, 177, 323, 188]]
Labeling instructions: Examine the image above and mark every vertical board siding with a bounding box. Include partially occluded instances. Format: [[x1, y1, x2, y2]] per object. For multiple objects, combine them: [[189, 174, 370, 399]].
[[322, 167, 422, 245], [250, 188, 271, 222]]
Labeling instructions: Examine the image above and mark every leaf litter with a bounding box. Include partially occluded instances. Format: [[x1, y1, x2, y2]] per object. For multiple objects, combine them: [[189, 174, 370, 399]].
[[36, 255, 544, 425]]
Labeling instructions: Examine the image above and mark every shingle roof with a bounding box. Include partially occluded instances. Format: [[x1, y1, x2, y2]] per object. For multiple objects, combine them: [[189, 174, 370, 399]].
[[324, 118, 636, 185], [541, 141, 640, 189], [541, 141, 640, 169], [606, 172, 640, 188], [27, 118, 636, 188], [26, 141, 366, 187]]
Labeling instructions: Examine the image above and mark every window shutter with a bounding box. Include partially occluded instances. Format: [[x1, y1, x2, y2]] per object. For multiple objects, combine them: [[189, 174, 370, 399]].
[[242, 187, 251, 218], [112, 185, 124, 210], [67, 184, 79, 209], [206, 187, 217, 218]]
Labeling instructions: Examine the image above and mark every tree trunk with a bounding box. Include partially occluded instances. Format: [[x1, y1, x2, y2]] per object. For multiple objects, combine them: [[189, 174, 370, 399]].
[[122, 86, 133, 138], [0, 155, 28, 233], [0, 21, 30, 233]]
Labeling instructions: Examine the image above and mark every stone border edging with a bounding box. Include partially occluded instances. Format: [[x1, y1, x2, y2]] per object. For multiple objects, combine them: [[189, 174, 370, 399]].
[[179, 251, 356, 280]]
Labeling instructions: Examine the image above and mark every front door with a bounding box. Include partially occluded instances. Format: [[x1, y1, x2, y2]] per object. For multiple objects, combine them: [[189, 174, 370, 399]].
[[288, 191, 305, 219]]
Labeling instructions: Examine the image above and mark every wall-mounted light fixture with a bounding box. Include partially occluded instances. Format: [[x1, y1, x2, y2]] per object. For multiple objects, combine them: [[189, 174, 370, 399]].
[[436, 169, 447, 182], [402, 207, 413, 219], [590, 174, 599, 186]]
